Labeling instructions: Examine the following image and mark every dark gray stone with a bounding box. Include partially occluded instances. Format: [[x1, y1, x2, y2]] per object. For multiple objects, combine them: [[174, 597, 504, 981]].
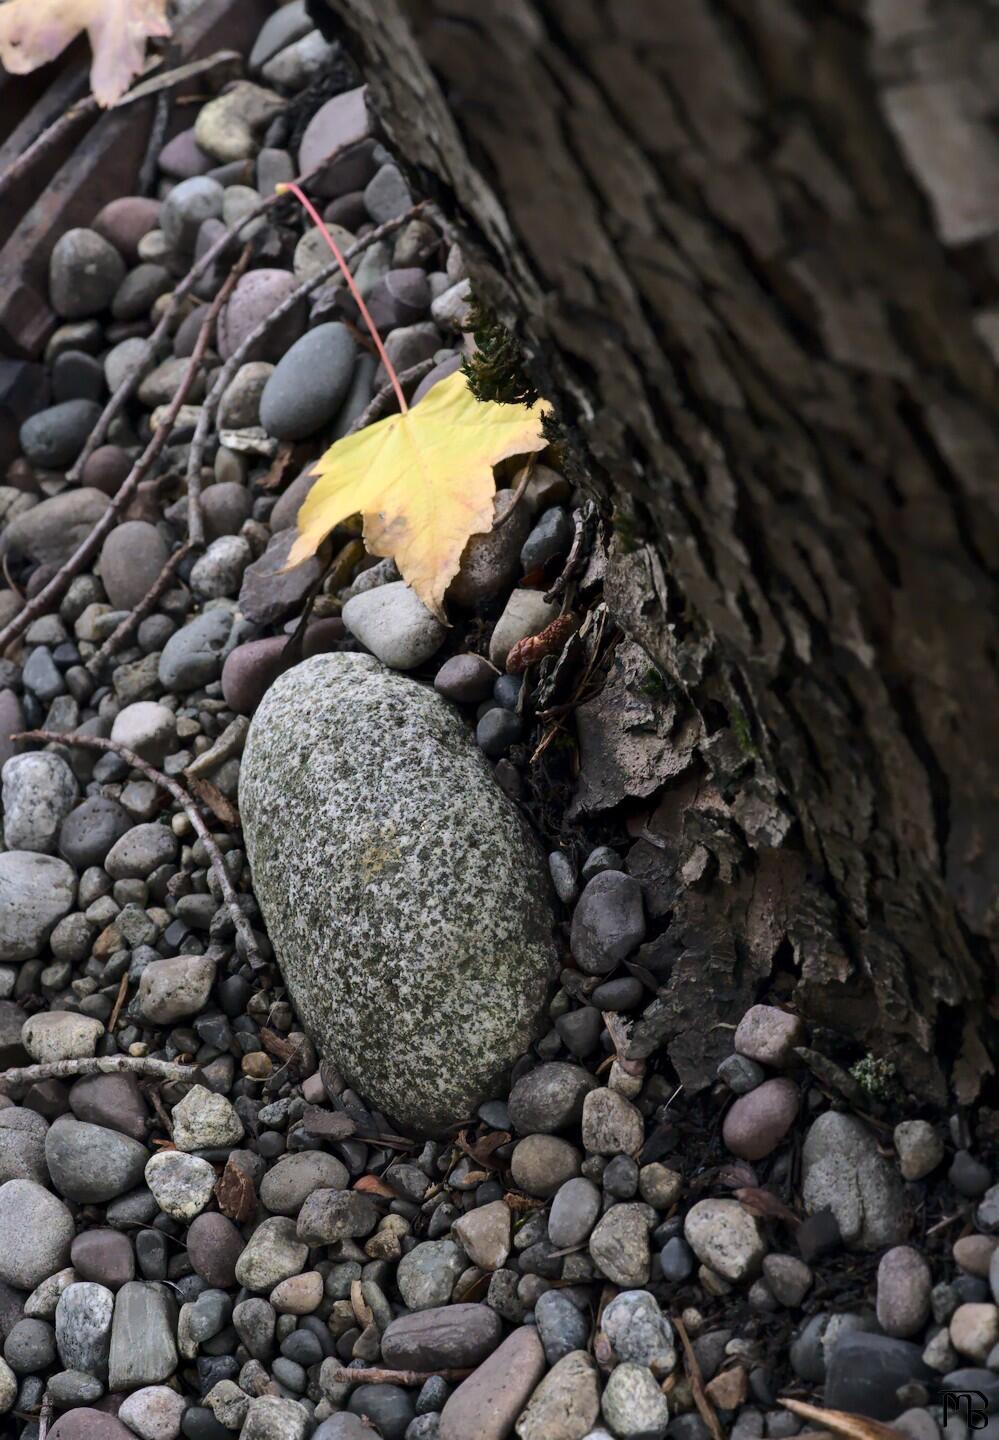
[[20, 401, 102, 469], [570, 871, 646, 975], [238, 530, 322, 627], [44, 1115, 149, 1203], [824, 1333, 931, 1421], [158, 608, 235, 691], [59, 795, 134, 869], [49, 229, 126, 319], [508, 1062, 598, 1135], [259, 323, 357, 440], [534, 1289, 588, 1365]]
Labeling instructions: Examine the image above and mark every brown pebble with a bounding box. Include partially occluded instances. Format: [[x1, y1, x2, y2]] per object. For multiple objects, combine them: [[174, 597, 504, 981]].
[[186, 1211, 244, 1287], [953, 1234, 999, 1278], [722, 1078, 799, 1161]]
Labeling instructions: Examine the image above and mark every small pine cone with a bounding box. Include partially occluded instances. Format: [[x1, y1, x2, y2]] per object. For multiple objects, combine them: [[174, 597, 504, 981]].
[[506, 612, 577, 673]]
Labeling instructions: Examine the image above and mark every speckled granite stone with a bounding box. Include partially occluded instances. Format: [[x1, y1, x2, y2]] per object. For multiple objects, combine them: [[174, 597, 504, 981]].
[[239, 653, 557, 1135]]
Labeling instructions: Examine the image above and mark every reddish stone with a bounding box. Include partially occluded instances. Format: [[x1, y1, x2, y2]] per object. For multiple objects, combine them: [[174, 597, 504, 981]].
[[92, 198, 162, 262], [298, 88, 373, 197], [70, 1228, 135, 1290], [49, 1410, 133, 1440], [222, 621, 350, 716], [187, 1211, 244, 1286], [69, 1071, 149, 1142], [81, 444, 132, 497], [217, 269, 308, 364], [722, 1078, 799, 1161]]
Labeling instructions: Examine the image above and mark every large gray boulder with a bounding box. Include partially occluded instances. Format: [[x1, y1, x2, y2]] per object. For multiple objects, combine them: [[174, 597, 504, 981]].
[[240, 653, 556, 1135]]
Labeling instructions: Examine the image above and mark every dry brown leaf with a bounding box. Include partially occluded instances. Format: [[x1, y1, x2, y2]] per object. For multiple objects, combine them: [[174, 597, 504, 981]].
[[456, 1129, 511, 1170], [780, 1398, 905, 1439], [350, 1279, 374, 1328], [0, 0, 170, 106], [354, 1174, 396, 1199], [187, 776, 241, 829], [452, 1270, 492, 1304], [260, 443, 297, 492], [705, 1365, 748, 1410], [215, 1158, 256, 1223], [503, 1191, 545, 1212], [260, 1028, 303, 1065], [733, 1186, 801, 1226]]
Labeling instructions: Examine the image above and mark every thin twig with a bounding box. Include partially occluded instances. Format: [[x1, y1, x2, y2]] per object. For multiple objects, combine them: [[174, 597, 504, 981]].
[[673, 1314, 724, 1440], [0, 51, 241, 203], [544, 500, 594, 603], [186, 208, 429, 544], [1, 1055, 200, 1090], [779, 1398, 903, 1440], [108, 972, 130, 1034], [147, 1085, 175, 1139], [281, 183, 410, 414], [86, 541, 194, 675], [346, 358, 436, 435], [139, 88, 172, 197], [37, 1395, 53, 1440], [325, 1365, 474, 1387], [13, 730, 263, 968], [68, 141, 382, 483], [492, 456, 535, 530], [0, 249, 247, 656], [0, 100, 96, 203]]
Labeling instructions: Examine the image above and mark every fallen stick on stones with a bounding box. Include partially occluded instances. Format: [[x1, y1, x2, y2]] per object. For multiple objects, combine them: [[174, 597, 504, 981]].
[[0, 247, 250, 655], [13, 728, 264, 969], [86, 540, 194, 674], [346, 357, 436, 434], [68, 140, 383, 484], [0, 50, 243, 202], [5, 203, 432, 659], [1, 1055, 200, 1092], [672, 1313, 724, 1440], [324, 1365, 475, 1387]]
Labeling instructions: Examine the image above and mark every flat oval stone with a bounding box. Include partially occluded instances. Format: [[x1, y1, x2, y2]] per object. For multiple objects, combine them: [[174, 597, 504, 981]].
[[721, 1077, 799, 1161], [259, 322, 357, 440], [382, 1303, 502, 1371], [439, 1326, 545, 1440], [240, 653, 557, 1135]]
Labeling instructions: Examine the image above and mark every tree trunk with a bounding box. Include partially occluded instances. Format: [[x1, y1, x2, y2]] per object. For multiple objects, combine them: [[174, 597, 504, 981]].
[[320, 0, 998, 1109]]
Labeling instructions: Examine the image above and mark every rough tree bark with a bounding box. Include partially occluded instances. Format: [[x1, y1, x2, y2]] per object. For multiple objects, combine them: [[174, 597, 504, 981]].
[[319, 0, 998, 1109]]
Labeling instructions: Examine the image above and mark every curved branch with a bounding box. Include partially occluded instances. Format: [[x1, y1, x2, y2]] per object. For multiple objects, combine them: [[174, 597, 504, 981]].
[[0, 247, 249, 655], [13, 729, 264, 969]]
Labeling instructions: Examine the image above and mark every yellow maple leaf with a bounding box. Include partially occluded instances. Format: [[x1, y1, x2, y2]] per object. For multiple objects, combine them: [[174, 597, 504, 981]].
[[288, 369, 551, 621], [0, 0, 170, 107]]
